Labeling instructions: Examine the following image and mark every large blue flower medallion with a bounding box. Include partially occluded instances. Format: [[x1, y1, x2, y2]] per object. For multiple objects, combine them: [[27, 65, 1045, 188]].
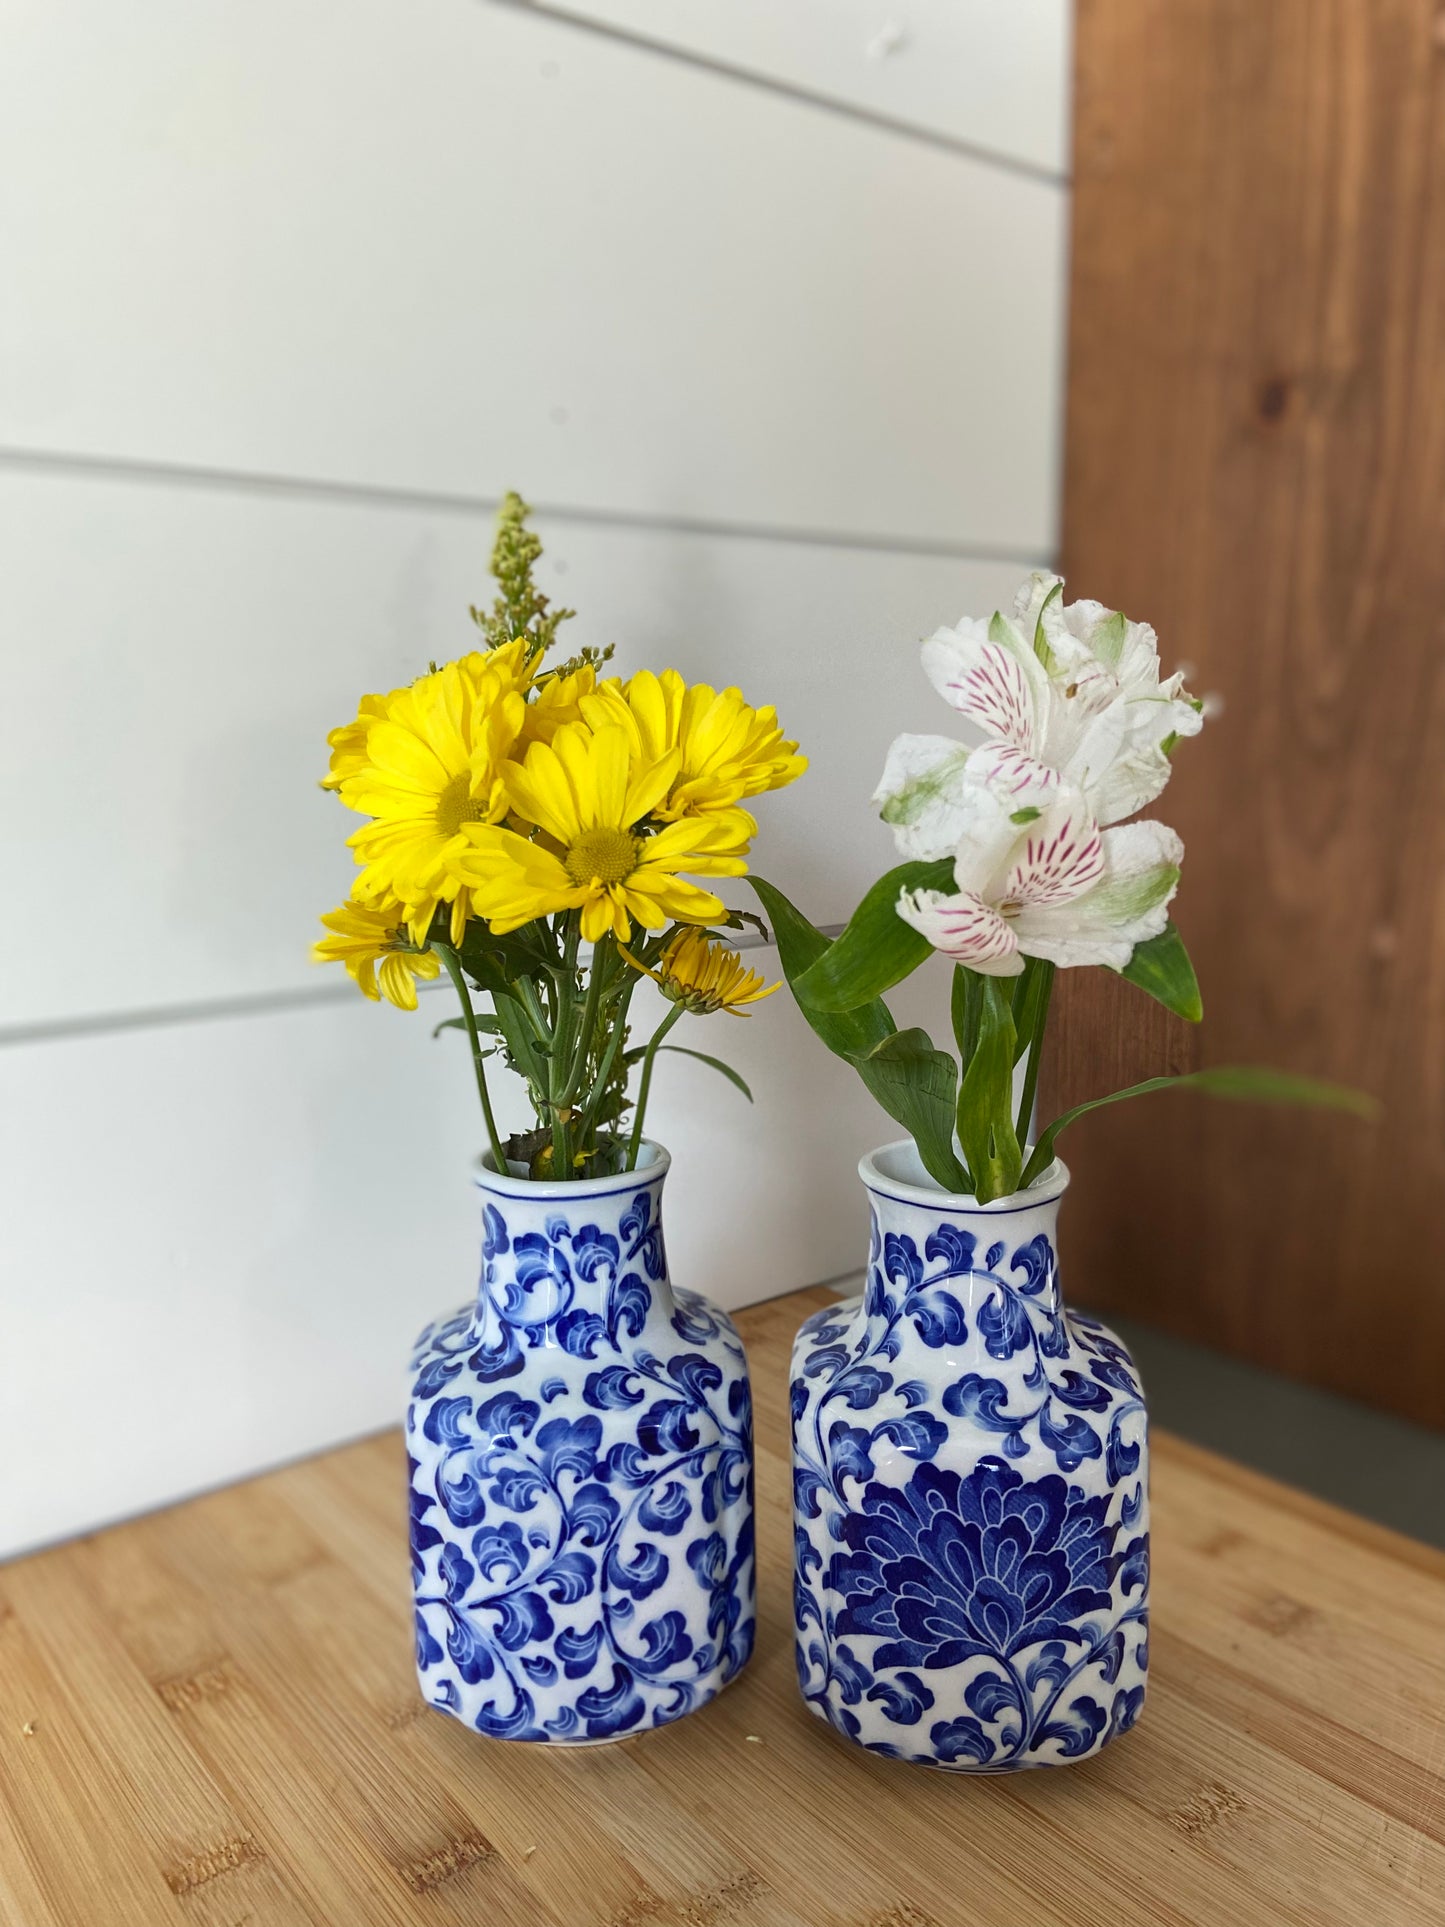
[[408, 1147, 754, 1744], [792, 1143, 1149, 1769]]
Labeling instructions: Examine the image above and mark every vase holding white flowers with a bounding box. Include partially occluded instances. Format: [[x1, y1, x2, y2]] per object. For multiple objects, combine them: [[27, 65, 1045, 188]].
[[763, 575, 1369, 1769], [315, 496, 803, 1742]]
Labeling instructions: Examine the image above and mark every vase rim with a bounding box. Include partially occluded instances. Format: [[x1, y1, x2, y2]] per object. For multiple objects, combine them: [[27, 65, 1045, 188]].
[[474, 1139, 670, 1201], [859, 1138, 1069, 1213]]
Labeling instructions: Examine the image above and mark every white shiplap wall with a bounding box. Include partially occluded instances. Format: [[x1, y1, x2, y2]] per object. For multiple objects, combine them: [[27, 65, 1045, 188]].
[[0, 0, 1070, 1554]]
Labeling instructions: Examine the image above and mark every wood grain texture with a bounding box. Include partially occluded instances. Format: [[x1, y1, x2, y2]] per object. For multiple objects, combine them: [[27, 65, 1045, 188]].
[[1044, 0, 1445, 1425], [1, 1286, 1441, 1927]]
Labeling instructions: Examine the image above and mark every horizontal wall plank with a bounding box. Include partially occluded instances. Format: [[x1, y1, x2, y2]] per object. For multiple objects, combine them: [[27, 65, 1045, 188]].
[[524, 0, 1071, 176], [0, 0, 1064, 552], [0, 465, 1036, 1028], [0, 972, 942, 1557]]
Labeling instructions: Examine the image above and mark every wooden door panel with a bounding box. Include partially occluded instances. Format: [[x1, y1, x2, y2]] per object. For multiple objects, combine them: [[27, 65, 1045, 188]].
[[1046, 0, 1445, 1426]]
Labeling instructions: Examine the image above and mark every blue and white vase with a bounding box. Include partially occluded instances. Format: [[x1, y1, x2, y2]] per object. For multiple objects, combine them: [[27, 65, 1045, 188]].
[[792, 1140, 1149, 1769], [407, 1143, 755, 1743]]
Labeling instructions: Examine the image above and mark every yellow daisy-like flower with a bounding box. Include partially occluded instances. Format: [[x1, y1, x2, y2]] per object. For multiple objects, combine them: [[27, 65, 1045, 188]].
[[312, 899, 441, 1011], [458, 723, 752, 943], [339, 644, 532, 944], [631, 928, 780, 1017], [580, 668, 806, 821]]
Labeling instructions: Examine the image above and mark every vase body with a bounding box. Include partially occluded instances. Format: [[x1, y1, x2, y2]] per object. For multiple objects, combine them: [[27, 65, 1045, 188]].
[[792, 1140, 1149, 1770], [407, 1144, 755, 1743]]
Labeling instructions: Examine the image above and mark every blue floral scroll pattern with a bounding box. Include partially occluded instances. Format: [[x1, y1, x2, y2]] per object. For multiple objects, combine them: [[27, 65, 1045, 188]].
[[409, 1181, 754, 1743], [792, 1206, 1149, 1769]]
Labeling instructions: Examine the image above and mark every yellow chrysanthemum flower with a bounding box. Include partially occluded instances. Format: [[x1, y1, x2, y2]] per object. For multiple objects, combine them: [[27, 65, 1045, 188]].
[[629, 928, 779, 1017], [580, 668, 806, 821], [339, 644, 532, 944], [458, 723, 752, 943], [312, 899, 441, 1011]]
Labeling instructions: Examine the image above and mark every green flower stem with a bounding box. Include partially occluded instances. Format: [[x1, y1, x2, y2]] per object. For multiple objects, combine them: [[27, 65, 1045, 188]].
[[562, 934, 611, 1108], [516, 974, 553, 1047], [437, 944, 508, 1175], [1014, 960, 1055, 1148], [550, 916, 582, 1175], [626, 1002, 684, 1171], [576, 965, 641, 1153]]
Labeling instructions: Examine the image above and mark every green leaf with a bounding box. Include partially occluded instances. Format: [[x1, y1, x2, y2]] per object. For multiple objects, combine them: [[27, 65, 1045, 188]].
[[713, 907, 770, 943], [950, 964, 982, 1065], [954, 977, 1022, 1203], [650, 1045, 752, 1102], [747, 877, 895, 1062], [849, 1028, 968, 1193], [1009, 956, 1053, 1068], [752, 877, 965, 1189], [1021, 1065, 1376, 1189], [1117, 922, 1203, 1023], [791, 859, 955, 1013], [432, 1014, 503, 1041], [1162, 1066, 1376, 1114]]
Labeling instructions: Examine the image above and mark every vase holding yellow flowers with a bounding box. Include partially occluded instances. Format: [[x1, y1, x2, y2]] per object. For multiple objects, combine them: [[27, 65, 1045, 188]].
[[315, 496, 803, 1742]]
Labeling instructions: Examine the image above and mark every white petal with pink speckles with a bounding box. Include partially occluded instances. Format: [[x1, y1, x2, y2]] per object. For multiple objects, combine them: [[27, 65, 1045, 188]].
[[921, 615, 1047, 755], [896, 886, 1022, 976], [994, 796, 1106, 910], [1010, 819, 1183, 970]]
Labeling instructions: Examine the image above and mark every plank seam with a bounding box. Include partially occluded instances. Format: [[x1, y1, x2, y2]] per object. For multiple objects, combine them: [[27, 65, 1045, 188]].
[[0, 929, 844, 1051], [484, 0, 1071, 190], [0, 444, 1055, 568]]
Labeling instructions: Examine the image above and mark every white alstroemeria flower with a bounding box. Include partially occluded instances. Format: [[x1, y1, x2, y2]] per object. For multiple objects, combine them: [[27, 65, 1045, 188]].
[[874, 576, 1202, 858], [895, 769, 1183, 976]]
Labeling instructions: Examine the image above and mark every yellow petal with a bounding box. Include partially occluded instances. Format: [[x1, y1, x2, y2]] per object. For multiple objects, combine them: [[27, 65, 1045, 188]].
[[586, 726, 631, 829], [504, 740, 583, 846], [378, 953, 420, 1010], [622, 746, 682, 826], [579, 891, 623, 943], [625, 873, 726, 926]]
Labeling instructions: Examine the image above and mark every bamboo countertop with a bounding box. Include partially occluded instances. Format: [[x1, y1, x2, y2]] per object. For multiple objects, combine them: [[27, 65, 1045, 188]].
[[3, 1287, 1443, 1927]]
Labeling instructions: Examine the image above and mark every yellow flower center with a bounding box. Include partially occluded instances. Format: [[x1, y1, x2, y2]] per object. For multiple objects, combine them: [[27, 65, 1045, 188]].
[[564, 827, 640, 887], [436, 773, 488, 837]]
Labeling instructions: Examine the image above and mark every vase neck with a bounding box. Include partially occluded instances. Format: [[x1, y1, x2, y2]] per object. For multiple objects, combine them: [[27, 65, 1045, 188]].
[[471, 1166, 675, 1354], [861, 1179, 1067, 1366]]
